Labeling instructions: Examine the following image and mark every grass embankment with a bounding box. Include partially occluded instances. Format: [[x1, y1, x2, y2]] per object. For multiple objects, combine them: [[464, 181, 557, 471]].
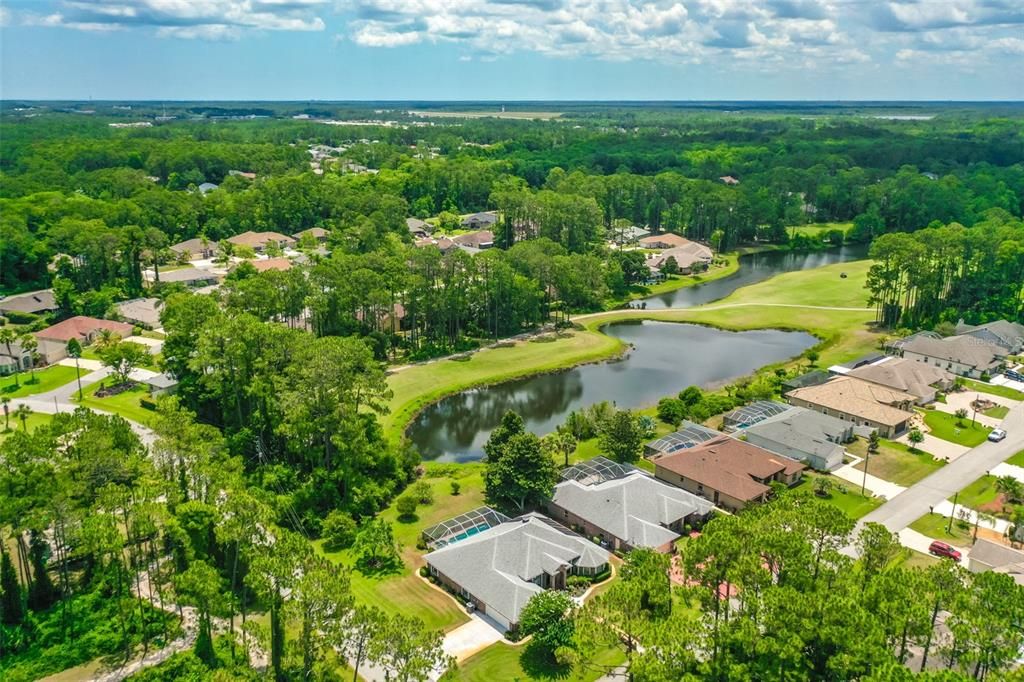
[[1, 365, 78, 398], [962, 379, 1024, 402], [315, 465, 486, 632], [848, 438, 945, 486], [921, 410, 992, 447]]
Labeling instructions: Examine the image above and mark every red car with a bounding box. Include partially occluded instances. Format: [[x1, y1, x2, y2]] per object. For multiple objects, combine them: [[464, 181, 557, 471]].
[[928, 540, 962, 562]]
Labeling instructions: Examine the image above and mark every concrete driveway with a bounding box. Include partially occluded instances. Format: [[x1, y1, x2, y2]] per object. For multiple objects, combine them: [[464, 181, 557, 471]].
[[931, 391, 1011, 428], [441, 614, 505, 663], [893, 430, 970, 461]]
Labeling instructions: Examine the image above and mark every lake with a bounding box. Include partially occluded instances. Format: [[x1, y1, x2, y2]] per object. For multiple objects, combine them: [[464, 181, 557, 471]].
[[408, 321, 817, 461]]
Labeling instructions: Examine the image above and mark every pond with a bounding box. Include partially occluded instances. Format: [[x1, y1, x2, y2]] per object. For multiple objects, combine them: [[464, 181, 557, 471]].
[[408, 321, 817, 462], [642, 243, 869, 309]]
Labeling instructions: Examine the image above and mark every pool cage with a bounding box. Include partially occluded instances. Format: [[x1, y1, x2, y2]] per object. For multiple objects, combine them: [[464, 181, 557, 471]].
[[560, 456, 636, 486], [422, 507, 510, 550], [645, 421, 721, 455], [721, 400, 790, 431]]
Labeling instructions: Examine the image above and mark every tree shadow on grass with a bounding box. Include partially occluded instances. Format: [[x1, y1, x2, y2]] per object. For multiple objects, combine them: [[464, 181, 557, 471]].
[[519, 641, 571, 681], [354, 555, 404, 579]]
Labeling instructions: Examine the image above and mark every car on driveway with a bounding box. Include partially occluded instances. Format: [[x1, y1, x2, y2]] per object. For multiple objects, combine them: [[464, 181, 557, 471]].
[[988, 428, 1007, 442], [928, 540, 962, 562]]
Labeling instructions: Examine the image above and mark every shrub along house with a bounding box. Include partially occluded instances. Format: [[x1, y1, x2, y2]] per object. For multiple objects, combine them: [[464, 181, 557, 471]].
[[424, 510, 610, 631], [654, 436, 805, 512], [546, 457, 714, 553]]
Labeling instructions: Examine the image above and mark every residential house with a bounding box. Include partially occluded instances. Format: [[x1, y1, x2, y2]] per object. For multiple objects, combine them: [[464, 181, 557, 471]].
[[654, 436, 805, 511], [719, 176, 740, 185], [227, 231, 297, 253], [250, 258, 293, 273], [611, 225, 651, 246], [460, 211, 499, 230], [292, 227, 329, 243], [638, 233, 691, 250], [736, 406, 853, 472], [786, 376, 916, 438], [645, 422, 722, 458], [954, 319, 1024, 355], [967, 539, 1024, 581], [143, 372, 179, 397], [115, 297, 162, 328], [406, 217, 432, 239], [170, 238, 216, 261], [646, 242, 714, 273], [197, 182, 219, 194], [33, 316, 134, 362], [453, 230, 495, 251], [781, 370, 832, 394], [0, 289, 57, 316], [895, 333, 1004, 379], [424, 511, 610, 631], [414, 236, 457, 254], [147, 267, 219, 288], [0, 341, 33, 374], [547, 457, 714, 552], [843, 356, 955, 405], [228, 170, 257, 180]]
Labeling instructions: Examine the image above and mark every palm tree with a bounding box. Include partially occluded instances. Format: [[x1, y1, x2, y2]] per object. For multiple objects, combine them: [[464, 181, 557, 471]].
[[14, 404, 31, 432], [93, 329, 121, 353], [1, 396, 10, 431], [18, 334, 38, 384], [0, 327, 21, 389], [973, 511, 996, 543], [995, 476, 1024, 506], [67, 339, 84, 401]]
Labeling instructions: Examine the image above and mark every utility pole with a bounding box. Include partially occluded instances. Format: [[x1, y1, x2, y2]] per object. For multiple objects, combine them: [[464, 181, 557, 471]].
[[971, 393, 978, 427], [948, 491, 959, 534], [861, 449, 870, 496]]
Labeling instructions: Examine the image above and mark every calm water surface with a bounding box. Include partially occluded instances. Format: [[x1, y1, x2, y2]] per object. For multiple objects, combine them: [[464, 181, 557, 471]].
[[407, 245, 868, 461]]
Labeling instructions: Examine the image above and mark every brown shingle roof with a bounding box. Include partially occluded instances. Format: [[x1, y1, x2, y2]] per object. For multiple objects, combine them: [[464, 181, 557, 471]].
[[36, 316, 133, 343], [453, 230, 494, 247], [250, 258, 293, 272], [787, 376, 915, 426], [656, 436, 804, 502], [227, 231, 296, 249], [638, 233, 690, 249], [846, 357, 953, 401]]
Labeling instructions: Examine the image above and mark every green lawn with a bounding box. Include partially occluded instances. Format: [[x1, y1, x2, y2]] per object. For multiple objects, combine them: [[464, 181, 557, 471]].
[[75, 381, 157, 427], [616, 253, 740, 306], [1006, 450, 1024, 467], [1, 365, 79, 398], [896, 548, 940, 570], [983, 404, 1010, 419], [788, 222, 853, 238], [792, 473, 883, 520], [0, 411, 53, 441], [314, 465, 488, 632], [909, 512, 975, 548], [457, 642, 625, 682], [953, 475, 1003, 514], [922, 410, 992, 447], [848, 437, 945, 486], [962, 379, 1024, 401]]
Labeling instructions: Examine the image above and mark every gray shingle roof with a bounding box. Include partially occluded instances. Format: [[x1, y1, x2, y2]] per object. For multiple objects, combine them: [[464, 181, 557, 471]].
[[425, 513, 608, 626], [899, 334, 1004, 370], [741, 408, 847, 463], [551, 469, 713, 549]]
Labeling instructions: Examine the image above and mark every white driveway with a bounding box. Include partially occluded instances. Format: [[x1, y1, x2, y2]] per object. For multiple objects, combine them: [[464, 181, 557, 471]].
[[898, 528, 939, 555], [833, 460, 906, 500], [58, 357, 104, 371], [931, 392, 1008, 428], [441, 614, 505, 663], [991, 462, 1024, 483], [893, 431, 970, 461], [991, 375, 1024, 393]]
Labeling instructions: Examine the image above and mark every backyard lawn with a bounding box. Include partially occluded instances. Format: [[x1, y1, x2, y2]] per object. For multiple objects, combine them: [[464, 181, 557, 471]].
[[922, 410, 992, 447], [314, 465, 488, 632], [962, 379, 1024, 402], [910, 512, 975, 548], [75, 381, 157, 427], [616, 253, 739, 305], [848, 437, 944, 486], [1, 365, 78, 398]]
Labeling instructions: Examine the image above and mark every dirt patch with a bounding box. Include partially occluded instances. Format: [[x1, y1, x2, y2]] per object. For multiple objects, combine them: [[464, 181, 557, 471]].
[[976, 493, 1013, 516]]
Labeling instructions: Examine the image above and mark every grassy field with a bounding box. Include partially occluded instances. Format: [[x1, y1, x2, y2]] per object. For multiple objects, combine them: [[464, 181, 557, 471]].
[[922, 410, 992, 446], [75, 381, 157, 427], [848, 438, 944, 486], [953, 475, 1001, 512], [788, 222, 853, 237], [910, 512, 975, 548], [0, 411, 53, 441], [792, 473, 883, 520], [962, 379, 1024, 401], [458, 642, 625, 682], [315, 465, 487, 632], [1, 365, 78, 398]]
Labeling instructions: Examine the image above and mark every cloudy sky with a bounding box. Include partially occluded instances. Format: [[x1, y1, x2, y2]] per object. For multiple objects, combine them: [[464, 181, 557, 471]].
[[1, 0, 1022, 100]]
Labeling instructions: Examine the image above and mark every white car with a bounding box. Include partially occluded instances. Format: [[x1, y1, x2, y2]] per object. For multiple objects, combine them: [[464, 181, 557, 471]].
[[989, 428, 1007, 442]]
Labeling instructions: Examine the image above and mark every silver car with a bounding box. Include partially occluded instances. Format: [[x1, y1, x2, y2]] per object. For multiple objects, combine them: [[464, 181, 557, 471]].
[[989, 428, 1007, 442]]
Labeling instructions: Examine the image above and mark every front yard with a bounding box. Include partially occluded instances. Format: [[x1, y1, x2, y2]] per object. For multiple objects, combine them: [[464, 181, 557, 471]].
[[922, 410, 992, 447], [909, 512, 975, 548], [962, 378, 1024, 402], [792, 473, 883, 520], [75, 380, 157, 427], [848, 437, 945, 486], [1, 365, 78, 398]]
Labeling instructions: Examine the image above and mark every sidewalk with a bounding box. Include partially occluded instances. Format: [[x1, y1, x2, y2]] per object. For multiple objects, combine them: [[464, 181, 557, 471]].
[[832, 457, 906, 500], [991, 462, 1024, 483]]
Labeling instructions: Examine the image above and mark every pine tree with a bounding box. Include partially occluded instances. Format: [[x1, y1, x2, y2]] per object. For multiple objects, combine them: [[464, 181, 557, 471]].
[[28, 531, 56, 611], [1, 547, 25, 626]]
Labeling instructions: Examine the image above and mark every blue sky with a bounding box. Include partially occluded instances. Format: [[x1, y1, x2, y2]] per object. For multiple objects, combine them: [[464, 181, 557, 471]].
[[1, 0, 1022, 100]]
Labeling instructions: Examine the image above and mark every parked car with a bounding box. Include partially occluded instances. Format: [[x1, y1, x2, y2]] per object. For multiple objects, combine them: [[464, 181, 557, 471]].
[[928, 540, 962, 562], [989, 428, 1007, 442]]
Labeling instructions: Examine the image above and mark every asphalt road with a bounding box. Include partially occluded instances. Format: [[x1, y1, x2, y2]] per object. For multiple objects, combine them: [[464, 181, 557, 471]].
[[854, 400, 1024, 537]]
